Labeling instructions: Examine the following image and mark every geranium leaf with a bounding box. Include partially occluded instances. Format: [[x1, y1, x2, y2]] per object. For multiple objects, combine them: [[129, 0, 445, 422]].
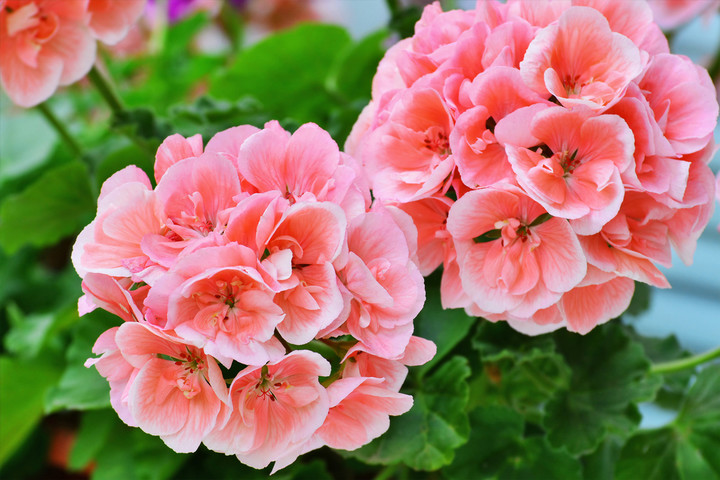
[[0, 161, 94, 253], [544, 324, 662, 455]]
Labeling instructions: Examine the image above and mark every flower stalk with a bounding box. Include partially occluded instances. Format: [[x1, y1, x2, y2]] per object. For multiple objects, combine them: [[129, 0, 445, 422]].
[[650, 346, 720, 375], [36, 102, 86, 163], [87, 65, 125, 116]]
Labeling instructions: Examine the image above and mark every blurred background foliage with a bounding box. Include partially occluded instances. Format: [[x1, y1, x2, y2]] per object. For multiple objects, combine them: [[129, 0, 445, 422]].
[[0, 1, 718, 479]]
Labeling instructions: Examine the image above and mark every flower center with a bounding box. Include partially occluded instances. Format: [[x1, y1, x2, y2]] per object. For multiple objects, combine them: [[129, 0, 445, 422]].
[[5, 2, 57, 41], [253, 365, 287, 402], [423, 127, 451, 157], [158, 349, 206, 399]]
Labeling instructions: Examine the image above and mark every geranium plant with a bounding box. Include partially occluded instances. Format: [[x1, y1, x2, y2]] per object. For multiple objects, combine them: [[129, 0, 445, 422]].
[[1, 0, 719, 479]]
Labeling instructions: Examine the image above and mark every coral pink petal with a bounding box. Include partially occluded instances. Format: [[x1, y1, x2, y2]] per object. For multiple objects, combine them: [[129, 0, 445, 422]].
[[99, 165, 152, 202], [532, 218, 587, 292], [560, 276, 634, 334], [154, 133, 204, 183], [275, 264, 344, 345], [87, 0, 146, 45]]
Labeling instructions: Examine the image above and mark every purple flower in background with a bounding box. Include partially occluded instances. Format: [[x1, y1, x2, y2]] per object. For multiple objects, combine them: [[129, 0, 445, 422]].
[[167, 0, 200, 22]]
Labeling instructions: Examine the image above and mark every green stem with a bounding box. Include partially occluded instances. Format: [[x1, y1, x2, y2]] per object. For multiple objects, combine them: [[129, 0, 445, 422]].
[[36, 102, 85, 160], [87, 66, 125, 115], [650, 346, 720, 375]]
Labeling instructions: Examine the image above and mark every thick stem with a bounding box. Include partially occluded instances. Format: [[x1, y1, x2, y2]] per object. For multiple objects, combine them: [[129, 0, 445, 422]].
[[650, 346, 720, 375], [36, 103, 85, 160], [87, 66, 125, 115]]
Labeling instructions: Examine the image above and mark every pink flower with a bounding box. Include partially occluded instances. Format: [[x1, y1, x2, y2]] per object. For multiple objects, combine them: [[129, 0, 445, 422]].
[[154, 132, 204, 183], [262, 201, 347, 344], [447, 184, 586, 318], [72, 166, 164, 281], [139, 152, 244, 275], [89, 322, 229, 453], [396, 195, 454, 276], [203, 351, 330, 469], [0, 0, 95, 107], [649, 0, 720, 30], [222, 192, 348, 345], [451, 66, 550, 189], [343, 335, 437, 391], [558, 270, 634, 334], [394, 3, 476, 89], [520, 6, 645, 111], [362, 86, 455, 202], [144, 243, 286, 366], [316, 376, 413, 451], [638, 53, 719, 156], [505, 267, 635, 335], [79, 272, 147, 322], [572, 0, 663, 54], [0, 0, 143, 107], [506, 0, 570, 27], [86, 0, 146, 45], [501, 106, 634, 234], [84, 326, 136, 427], [235, 121, 361, 207], [339, 207, 425, 358]]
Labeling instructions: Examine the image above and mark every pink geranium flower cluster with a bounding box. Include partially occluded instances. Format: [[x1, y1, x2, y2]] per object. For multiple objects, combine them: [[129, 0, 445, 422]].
[[73, 121, 434, 470], [0, 0, 145, 107], [348, 0, 718, 335]]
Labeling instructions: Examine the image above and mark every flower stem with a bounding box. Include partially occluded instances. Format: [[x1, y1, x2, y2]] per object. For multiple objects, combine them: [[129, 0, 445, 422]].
[[87, 66, 125, 116], [650, 346, 720, 375], [36, 102, 85, 161]]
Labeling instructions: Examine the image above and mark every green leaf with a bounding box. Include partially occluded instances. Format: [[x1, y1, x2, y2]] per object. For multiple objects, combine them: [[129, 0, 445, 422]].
[[95, 143, 155, 191], [0, 356, 62, 467], [0, 161, 95, 253], [581, 437, 624, 480], [350, 356, 471, 470], [168, 95, 270, 140], [473, 229, 502, 243], [615, 428, 680, 480], [388, 4, 423, 38], [69, 409, 117, 470], [630, 330, 692, 410], [0, 104, 56, 185], [625, 281, 652, 317], [4, 303, 80, 359], [112, 107, 172, 145], [470, 321, 571, 420], [615, 387, 720, 480], [443, 406, 524, 479], [210, 24, 352, 123], [414, 277, 476, 377], [91, 421, 187, 480], [444, 406, 582, 480], [544, 324, 662, 455], [44, 310, 119, 413], [329, 29, 388, 102]]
